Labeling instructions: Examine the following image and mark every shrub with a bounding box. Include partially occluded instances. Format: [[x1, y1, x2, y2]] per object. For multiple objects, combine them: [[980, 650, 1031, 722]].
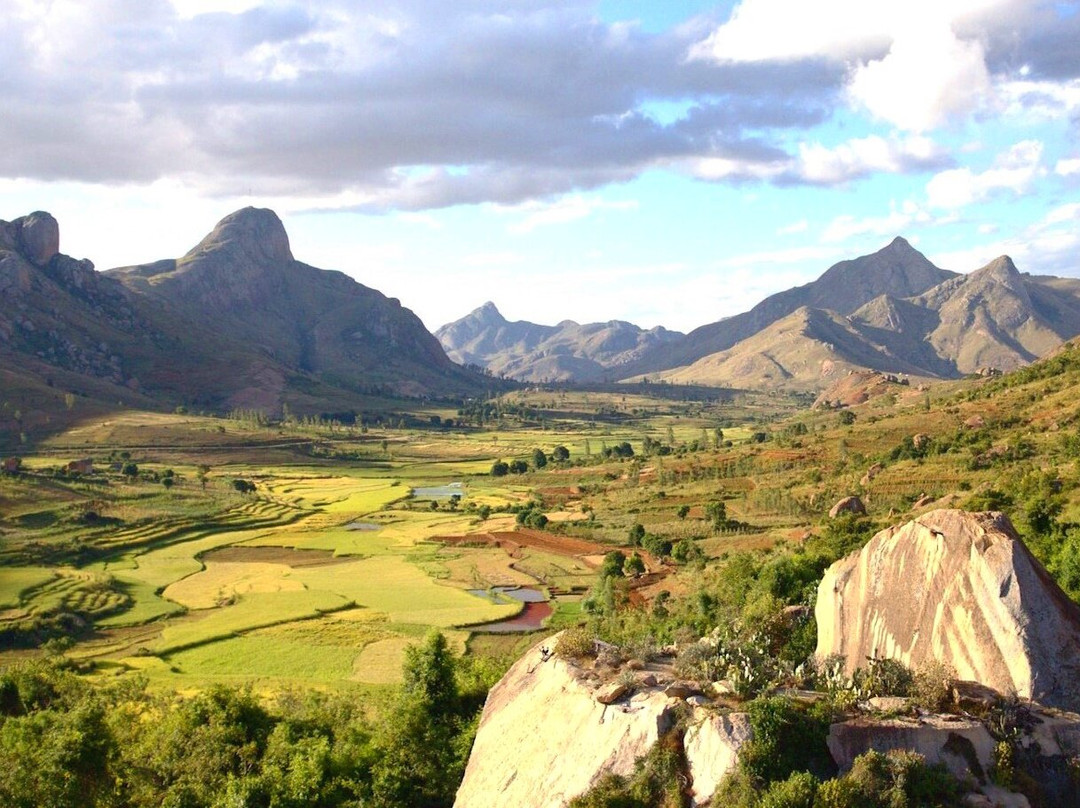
[[911, 660, 956, 711], [759, 771, 818, 808], [555, 627, 595, 660]]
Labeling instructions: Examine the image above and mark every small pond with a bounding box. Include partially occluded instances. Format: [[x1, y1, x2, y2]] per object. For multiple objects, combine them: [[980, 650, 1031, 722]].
[[412, 482, 464, 498], [467, 587, 553, 633]]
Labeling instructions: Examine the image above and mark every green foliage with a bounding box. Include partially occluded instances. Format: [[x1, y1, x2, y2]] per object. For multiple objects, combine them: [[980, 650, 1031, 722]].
[[553, 445, 570, 462], [739, 697, 834, 785], [628, 523, 646, 545], [759, 771, 818, 808], [600, 550, 626, 579], [705, 500, 727, 531], [838, 410, 856, 426], [532, 448, 548, 469], [625, 553, 646, 576], [490, 460, 509, 477]]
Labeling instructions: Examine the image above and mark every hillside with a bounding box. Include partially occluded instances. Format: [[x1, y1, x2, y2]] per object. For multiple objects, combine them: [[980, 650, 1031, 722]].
[[0, 208, 491, 444], [641, 248, 1080, 390], [436, 302, 682, 382], [621, 236, 955, 379]]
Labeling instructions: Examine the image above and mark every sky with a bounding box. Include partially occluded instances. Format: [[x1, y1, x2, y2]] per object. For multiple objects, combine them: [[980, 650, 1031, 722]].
[[2, 0, 1079, 334]]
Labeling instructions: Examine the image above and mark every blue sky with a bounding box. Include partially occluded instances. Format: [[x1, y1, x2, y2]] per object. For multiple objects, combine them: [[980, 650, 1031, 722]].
[[2, 0, 1079, 333]]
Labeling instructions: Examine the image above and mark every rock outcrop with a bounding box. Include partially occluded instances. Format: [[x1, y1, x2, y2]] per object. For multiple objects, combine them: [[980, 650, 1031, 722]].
[[0, 211, 59, 266], [816, 509, 1080, 712], [454, 636, 751, 808], [453, 638, 680, 808]]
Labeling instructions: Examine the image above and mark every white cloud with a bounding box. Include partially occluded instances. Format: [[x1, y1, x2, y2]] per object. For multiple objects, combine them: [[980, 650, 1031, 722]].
[[997, 78, 1080, 122], [778, 219, 808, 235], [822, 200, 931, 243], [503, 195, 638, 234], [847, 22, 991, 131], [1056, 158, 1080, 177], [929, 202, 1080, 275], [796, 134, 944, 184], [926, 139, 1045, 209], [694, 0, 1009, 132]]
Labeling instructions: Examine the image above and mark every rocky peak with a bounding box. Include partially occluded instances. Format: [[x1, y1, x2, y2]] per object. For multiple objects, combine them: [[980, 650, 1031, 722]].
[[0, 211, 60, 266], [816, 509, 1080, 712], [474, 301, 507, 324], [974, 255, 1024, 289], [184, 207, 293, 267]]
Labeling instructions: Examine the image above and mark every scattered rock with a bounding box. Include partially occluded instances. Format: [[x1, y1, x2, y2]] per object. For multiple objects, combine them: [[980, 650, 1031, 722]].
[[595, 682, 630, 705], [964, 415, 986, 429], [638, 674, 658, 687], [912, 433, 931, 450], [912, 494, 935, 509], [686, 695, 709, 707], [664, 681, 702, 699], [865, 696, 910, 713], [829, 495, 866, 518], [951, 681, 1003, 713], [816, 509, 1080, 713]]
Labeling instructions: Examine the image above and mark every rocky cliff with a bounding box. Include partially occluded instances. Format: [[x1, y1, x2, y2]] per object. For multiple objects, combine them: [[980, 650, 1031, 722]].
[[816, 509, 1080, 712]]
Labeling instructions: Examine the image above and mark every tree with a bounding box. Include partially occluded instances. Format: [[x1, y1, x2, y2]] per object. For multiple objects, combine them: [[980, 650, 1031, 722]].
[[628, 523, 646, 545], [677, 505, 691, 520], [839, 409, 856, 426], [490, 461, 509, 477], [531, 448, 547, 469], [706, 500, 727, 531], [625, 552, 646, 577], [552, 445, 570, 462], [232, 479, 256, 494], [162, 477, 174, 490], [600, 551, 626, 579], [121, 462, 138, 480], [509, 459, 529, 474]]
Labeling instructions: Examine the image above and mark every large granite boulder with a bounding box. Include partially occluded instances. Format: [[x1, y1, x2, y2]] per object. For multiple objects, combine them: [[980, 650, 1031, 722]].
[[816, 509, 1080, 712], [454, 636, 681, 808]]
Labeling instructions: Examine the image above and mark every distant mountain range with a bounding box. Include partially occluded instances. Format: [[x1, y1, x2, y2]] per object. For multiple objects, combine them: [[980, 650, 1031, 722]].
[[440, 237, 1080, 390], [0, 207, 487, 437], [435, 302, 682, 383]]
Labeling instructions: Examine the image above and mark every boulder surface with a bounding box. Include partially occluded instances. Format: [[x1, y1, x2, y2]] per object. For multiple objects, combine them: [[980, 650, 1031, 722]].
[[816, 509, 1080, 712], [453, 638, 680, 808]]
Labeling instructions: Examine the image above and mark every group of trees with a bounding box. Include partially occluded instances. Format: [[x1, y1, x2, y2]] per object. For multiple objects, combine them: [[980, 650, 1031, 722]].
[[490, 446, 570, 477], [0, 631, 493, 808]]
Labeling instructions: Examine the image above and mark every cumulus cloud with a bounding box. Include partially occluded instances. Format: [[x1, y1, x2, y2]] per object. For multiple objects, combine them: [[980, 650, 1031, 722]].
[[0, 0, 841, 209], [926, 140, 1046, 209], [2, 0, 1079, 213], [692, 0, 1080, 131], [847, 23, 992, 131], [796, 134, 949, 184]]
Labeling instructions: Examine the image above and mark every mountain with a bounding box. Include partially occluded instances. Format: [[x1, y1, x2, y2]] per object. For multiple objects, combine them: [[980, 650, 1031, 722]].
[[621, 236, 956, 379], [108, 207, 481, 404], [648, 251, 1080, 390], [435, 302, 682, 383], [0, 208, 488, 438]]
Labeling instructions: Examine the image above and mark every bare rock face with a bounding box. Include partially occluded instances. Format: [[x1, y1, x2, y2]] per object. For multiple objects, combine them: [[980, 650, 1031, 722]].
[[0, 211, 59, 266], [816, 509, 1080, 712], [684, 712, 753, 806], [17, 211, 59, 266], [454, 636, 681, 808]]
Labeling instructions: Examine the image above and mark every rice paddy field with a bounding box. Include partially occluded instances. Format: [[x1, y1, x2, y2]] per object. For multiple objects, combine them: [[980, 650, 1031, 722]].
[[0, 386, 842, 690]]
